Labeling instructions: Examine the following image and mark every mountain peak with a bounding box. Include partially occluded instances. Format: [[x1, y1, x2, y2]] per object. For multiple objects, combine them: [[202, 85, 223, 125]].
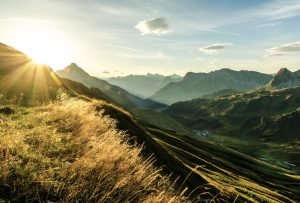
[[60, 63, 90, 77], [276, 68, 292, 76], [66, 63, 82, 71], [274, 68, 295, 81], [217, 68, 234, 73], [69, 62, 79, 67], [169, 73, 182, 79], [267, 68, 300, 89]]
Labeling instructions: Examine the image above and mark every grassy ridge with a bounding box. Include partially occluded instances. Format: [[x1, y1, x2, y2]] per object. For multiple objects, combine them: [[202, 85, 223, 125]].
[[0, 98, 184, 202], [146, 127, 300, 202]]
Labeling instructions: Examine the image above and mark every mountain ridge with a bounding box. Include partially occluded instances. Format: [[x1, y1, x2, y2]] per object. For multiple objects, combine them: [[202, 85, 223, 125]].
[[57, 63, 166, 110], [150, 68, 273, 104]]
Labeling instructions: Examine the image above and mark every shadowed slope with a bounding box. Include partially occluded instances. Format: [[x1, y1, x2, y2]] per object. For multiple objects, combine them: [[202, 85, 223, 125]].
[[96, 100, 300, 202]]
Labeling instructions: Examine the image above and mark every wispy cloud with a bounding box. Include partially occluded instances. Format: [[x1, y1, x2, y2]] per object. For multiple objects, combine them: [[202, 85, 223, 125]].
[[264, 53, 286, 58], [257, 0, 300, 21], [97, 42, 143, 52], [267, 41, 300, 53], [99, 6, 133, 16], [199, 43, 232, 54], [198, 29, 242, 37], [120, 51, 168, 59], [135, 18, 170, 35]]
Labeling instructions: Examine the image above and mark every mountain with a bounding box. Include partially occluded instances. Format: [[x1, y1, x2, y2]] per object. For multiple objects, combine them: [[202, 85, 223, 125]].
[[150, 68, 273, 104], [57, 64, 166, 110], [266, 68, 300, 89], [105, 73, 182, 98], [0, 43, 110, 105], [1, 42, 300, 202]]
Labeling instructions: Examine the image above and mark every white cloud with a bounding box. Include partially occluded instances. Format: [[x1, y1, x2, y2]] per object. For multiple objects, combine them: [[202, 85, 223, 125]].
[[135, 18, 170, 35], [198, 43, 232, 54]]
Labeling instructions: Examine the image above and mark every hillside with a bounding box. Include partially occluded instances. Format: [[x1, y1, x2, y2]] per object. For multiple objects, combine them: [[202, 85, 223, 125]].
[[105, 73, 182, 98], [150, 68, 272, 104], [0, 98, 184, 202], [57, 64, 165, 110]]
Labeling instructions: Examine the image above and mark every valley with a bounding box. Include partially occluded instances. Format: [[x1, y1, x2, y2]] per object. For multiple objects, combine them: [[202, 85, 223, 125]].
[[1, 43, 300, 202]]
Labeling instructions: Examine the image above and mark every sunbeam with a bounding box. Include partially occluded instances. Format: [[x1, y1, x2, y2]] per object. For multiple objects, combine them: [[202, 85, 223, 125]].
[[6, 25, 73, 70]]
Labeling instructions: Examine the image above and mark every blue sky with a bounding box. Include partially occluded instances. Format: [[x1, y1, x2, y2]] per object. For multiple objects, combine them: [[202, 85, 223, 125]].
[[0, 0, 300, 76]]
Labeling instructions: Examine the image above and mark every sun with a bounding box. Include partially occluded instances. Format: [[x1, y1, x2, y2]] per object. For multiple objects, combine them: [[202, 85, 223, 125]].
[[8, 26, 73, 70]]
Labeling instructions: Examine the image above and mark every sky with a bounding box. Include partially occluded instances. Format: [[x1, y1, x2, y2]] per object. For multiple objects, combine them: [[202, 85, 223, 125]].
[[0, 0, 300, 77]]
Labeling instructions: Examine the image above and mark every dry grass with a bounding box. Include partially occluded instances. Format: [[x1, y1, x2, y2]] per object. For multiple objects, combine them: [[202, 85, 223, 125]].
[[0, 97, 186, 202]]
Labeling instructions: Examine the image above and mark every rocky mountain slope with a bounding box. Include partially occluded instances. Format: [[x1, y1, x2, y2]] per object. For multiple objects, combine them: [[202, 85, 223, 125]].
[[266, 68, 300, 89]]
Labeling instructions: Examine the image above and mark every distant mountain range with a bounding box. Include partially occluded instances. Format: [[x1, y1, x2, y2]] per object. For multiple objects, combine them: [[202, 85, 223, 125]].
[[104, 73, 182, 98], [165, 82, 300, 143], [57, 64, 165, 110], [150, 68, 273, 104]]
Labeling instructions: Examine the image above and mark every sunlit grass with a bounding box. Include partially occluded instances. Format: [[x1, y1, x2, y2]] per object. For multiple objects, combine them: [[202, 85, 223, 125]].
[[0, 98, 185, 202]]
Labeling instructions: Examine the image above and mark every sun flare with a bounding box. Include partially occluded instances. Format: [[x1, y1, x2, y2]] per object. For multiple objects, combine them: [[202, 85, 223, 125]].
[[9, 26, 73, 70]]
